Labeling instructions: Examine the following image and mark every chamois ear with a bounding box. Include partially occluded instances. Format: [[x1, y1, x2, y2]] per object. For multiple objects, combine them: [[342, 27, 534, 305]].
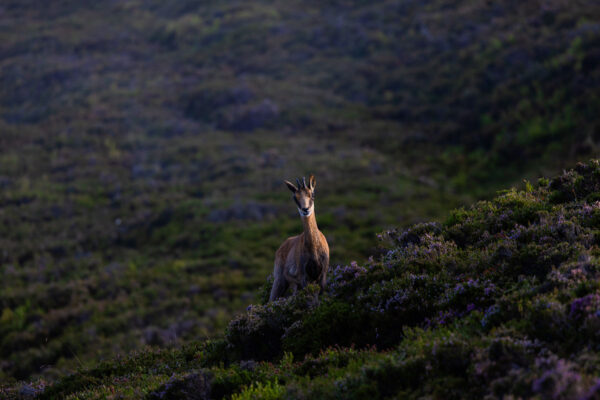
[[284, 180, 298, 193], [308, 174, 316, 190]]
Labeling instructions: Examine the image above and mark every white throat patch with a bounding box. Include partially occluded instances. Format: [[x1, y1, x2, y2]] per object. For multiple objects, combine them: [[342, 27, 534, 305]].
[[298, 206, 314, 217]]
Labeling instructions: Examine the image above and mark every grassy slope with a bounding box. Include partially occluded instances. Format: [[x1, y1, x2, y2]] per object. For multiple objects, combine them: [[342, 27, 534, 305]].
[[1, 0, 600, 382], [6, 160, 600, 399]]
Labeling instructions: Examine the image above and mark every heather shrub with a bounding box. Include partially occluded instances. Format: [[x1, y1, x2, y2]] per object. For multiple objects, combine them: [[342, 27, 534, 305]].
[[217, 161, 600, 398], [149, 371, 212, 400], [226, 285, 320, 360], [210, 365, 255, 399], [231, 379, 285, 400], [281, 300, 369, 356]]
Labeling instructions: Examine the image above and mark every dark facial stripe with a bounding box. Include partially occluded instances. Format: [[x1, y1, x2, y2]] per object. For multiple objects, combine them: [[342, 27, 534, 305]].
[[293, 192, 314, 209]]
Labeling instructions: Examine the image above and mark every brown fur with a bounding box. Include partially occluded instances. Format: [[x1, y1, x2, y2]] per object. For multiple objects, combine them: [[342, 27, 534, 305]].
[[269, 175, 329, 301]]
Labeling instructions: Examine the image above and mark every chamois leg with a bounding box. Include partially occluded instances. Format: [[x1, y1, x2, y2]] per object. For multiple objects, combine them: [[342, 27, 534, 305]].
[[319, 272, 327, 294], [269, 276, 288, 302], [300, 276, 307, 290]]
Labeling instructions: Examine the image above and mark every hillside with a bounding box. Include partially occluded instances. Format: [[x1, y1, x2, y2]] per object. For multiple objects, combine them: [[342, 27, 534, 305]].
[[1, 0, 600, 383], [4, 160, 600, 398]]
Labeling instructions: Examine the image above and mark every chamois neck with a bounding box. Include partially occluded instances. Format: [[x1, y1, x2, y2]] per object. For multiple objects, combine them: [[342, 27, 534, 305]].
[[301, 212, 319, 245]]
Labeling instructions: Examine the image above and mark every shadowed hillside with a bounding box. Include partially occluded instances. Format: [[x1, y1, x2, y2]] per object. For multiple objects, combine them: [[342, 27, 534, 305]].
[[5, 160, 600, 398], [1, 0, 600, 383]]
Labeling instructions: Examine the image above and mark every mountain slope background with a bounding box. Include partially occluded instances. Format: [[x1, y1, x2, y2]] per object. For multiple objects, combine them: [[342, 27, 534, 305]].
[[1, 0, 600, 383]]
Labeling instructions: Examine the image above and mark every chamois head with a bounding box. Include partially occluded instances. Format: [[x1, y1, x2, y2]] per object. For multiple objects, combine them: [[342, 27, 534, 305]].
[[284, 174, 316, 217]]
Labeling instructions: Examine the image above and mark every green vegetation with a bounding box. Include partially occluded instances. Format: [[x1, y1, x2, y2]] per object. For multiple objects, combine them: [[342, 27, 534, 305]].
[[4, 161, 600, 398], [1, 0, 600, 389]]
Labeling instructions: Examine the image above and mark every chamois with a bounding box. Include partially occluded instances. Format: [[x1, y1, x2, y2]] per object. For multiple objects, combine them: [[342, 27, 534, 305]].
[[269, 175, 329, 301]]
